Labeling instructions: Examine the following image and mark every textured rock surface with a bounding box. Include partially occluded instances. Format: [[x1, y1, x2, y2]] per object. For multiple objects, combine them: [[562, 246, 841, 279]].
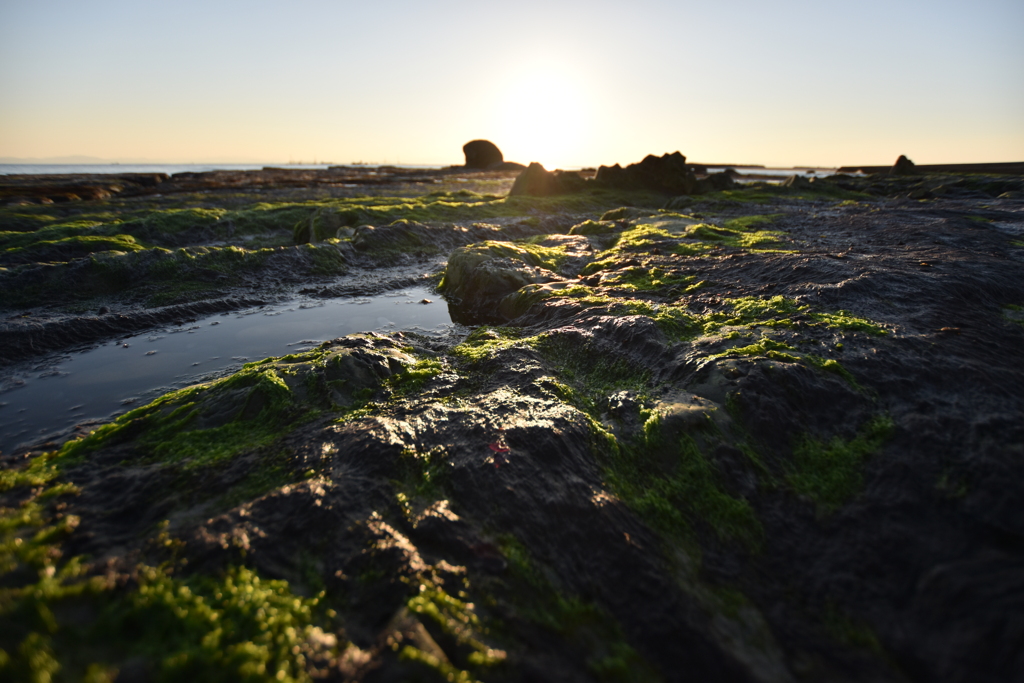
[[2, 167, 1024, 681]]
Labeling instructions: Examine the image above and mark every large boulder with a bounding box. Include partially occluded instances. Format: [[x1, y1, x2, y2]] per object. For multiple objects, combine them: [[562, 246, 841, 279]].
[[439, 236, 592, 323], [594, 151, 697, 194], [508, 162, 587, 196], [463, 140, 504, 169]]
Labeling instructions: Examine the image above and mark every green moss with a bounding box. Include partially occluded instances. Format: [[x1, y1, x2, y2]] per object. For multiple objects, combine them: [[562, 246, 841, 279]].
[[722, 214, 782, 231], [568, 220, 618, 236], [786, 415, 894, 514], [0, 560, 338, 683], [579, 217, 791, 286], [58, 363, 313, 470], [100, 565, 334, 682], [605, 426, 762, 551], [599, 266, 701, 292], [405, 578, 506, 674], [0, 209, 63, 232], [807, 310, 888, 335], [0, 233, 146, 263], [496, 336, 758, 548], [386, 358, 444, 395], [1, 243, 278, 310], [52, 341, 428, 474], [697, 187, 780, 206], [443, 239, 569, 278], [1003, 304, 1024, 329], [709, 338, 801, 364], [823, 602, 885, 655], [721, 296, 801, 325], [497, 537, 661, 682], [0, 344, 404, 678], [699, 183, 869, 205], [804, 355, 860, 388], [450, 326, 541, 364], [395, 446, 451, 500], [535, 336, 651, 416], [700, 296, 887, 338]]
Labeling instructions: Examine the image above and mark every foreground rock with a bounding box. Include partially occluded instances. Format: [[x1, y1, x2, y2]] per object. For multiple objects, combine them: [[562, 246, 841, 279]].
[[1, 165, 1023, 681]]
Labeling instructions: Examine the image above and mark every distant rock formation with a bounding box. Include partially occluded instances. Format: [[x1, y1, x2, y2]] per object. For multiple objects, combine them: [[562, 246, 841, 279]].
[[463, 140, 504, 169], [595, 152, 697, 194], [782, 174, 814, 189], [508, 163, 587, 196], [891, 155, 917, 176], [508, 152, 738, 197], [695, 171, 736, 193], [461, 140, 526, 171]]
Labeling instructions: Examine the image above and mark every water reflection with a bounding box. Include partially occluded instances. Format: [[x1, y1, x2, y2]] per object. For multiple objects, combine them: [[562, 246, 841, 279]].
[[0, 286, 457, 454]]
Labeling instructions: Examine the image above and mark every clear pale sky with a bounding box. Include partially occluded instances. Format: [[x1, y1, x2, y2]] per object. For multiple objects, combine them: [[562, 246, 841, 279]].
[[1, 0, 1021, 168]]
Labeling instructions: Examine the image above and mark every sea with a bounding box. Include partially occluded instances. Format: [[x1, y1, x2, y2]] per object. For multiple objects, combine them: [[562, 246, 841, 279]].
[[0, 163, 449, 176], [0, 163, 840, 178]]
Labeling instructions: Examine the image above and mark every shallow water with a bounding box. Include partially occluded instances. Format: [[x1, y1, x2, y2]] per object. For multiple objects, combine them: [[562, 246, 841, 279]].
[[0, 286, 456, 454]]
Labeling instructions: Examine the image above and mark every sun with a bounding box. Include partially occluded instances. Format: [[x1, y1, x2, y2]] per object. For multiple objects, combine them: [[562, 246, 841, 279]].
[[490, 64, 594, 170]]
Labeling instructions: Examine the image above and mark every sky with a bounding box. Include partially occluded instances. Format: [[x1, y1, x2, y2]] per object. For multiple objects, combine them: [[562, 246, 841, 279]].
[[1, 0, 1021, 168]]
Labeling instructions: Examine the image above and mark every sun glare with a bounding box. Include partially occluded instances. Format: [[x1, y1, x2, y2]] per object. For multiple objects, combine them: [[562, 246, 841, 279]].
[[491, 64, 594, 170]]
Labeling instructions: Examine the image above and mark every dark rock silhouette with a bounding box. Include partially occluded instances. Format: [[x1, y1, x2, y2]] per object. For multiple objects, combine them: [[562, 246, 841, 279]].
[[891, 154, 917, 176], [508, 162, 587, 197], [695, 170, 736, 192], [463, 140, 504, 169], [782, 174, 814, 189], [595, 151, 697, 194]]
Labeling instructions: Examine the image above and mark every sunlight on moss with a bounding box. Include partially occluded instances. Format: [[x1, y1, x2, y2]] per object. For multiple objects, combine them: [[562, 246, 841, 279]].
[[786, 415, 894, 514]]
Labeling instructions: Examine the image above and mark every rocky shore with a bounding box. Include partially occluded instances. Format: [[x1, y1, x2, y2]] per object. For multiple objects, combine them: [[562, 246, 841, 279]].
[[1, 154, 1023, 681]]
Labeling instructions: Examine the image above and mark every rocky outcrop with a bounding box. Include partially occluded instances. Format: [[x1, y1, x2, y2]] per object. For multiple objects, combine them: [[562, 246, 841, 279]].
[[781, 174, 814, 189], [595, 151, 697, 194], [439, 234, 593, 323], [462, 139, 504, 169], [508, 162, 588, 196], [891, 154, 917, 176], [695, 170, 737, 193]]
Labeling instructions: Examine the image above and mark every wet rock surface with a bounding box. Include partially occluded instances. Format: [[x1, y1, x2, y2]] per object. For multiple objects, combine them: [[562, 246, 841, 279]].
[[1, 167, 1024, 681]]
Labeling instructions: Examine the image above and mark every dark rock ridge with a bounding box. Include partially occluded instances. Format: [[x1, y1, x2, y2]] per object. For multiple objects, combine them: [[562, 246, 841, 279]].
[[0, 172, 169, 204], [595, 151, 696, 193], [509, 152, 737, 197], [1, 162, 1023, 681]]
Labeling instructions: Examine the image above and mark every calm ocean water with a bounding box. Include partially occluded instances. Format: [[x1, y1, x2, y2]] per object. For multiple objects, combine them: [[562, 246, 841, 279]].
[[0, 163, 837, 177], [0, 163, 443, 176]]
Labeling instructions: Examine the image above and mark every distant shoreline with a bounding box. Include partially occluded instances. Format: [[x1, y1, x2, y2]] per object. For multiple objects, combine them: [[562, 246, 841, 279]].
[[837, 161, 1024, 175]]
